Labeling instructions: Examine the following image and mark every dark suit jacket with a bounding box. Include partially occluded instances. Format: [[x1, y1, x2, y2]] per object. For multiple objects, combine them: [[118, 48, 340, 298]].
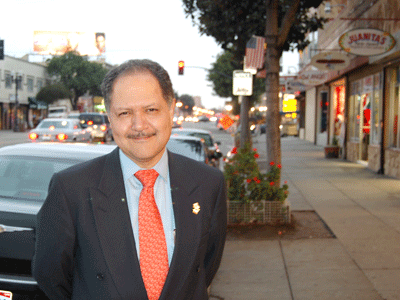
[[32, 148, 227, 300]]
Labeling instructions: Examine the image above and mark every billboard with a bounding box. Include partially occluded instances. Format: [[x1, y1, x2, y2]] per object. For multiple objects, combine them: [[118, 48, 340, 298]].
[[33, 31, 105, 56]]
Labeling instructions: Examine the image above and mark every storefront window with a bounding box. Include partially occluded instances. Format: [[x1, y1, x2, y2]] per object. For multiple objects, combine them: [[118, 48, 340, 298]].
[[332, 83, 345, 140], [371, 73, 382, 145], [388, 67, 400, 148]]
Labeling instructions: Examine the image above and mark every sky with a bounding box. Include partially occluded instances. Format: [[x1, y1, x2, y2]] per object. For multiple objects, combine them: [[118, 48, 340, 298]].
[[1, 0, 299, 110]]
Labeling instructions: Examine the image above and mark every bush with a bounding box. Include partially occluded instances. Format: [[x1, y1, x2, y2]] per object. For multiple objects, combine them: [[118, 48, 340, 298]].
[[223, 143, 289, 203]]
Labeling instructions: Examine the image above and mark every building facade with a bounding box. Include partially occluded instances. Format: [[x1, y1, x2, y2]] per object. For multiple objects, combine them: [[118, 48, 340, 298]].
[[0, 55, 50, 130], [299, 0, 400, 179]]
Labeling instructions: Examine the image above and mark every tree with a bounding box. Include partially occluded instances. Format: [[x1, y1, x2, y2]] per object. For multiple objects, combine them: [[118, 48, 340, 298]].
[[178, 94, 195, 113], [182, 0, 325, 171], [36, 83, 72, 104], [208, 50, 265, 115], [46, 52, 108, 109]]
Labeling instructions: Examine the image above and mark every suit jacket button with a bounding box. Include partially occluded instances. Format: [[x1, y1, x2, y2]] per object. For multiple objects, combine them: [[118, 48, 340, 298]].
[[96, 273, 104, 281]]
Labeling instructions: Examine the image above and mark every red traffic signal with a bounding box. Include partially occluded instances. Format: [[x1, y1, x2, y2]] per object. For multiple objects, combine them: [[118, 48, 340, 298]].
[[178, 61, 184, 75]]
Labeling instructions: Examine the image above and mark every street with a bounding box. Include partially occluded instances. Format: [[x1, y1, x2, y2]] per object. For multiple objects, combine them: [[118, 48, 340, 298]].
[[0, 121, 236, 167]]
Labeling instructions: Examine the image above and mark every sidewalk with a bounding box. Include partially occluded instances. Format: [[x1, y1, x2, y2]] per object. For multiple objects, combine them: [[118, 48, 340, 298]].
[[210, 135, 400, 300]]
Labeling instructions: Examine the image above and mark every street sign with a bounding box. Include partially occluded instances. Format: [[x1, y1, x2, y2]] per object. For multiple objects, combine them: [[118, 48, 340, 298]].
[[233, 70, 253, 96]]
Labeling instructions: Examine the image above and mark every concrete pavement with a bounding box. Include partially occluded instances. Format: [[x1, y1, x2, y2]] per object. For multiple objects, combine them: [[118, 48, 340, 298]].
[[210, 134, 400, 300]]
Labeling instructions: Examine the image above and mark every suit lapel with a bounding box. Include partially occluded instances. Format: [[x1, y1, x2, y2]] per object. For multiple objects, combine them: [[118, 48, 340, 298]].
[[88, 148, 147, 298], [161, 152, 203, 299]]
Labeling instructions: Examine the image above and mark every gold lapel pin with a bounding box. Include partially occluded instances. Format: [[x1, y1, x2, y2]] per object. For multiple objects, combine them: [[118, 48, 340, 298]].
[[192, 202, 200, 214]]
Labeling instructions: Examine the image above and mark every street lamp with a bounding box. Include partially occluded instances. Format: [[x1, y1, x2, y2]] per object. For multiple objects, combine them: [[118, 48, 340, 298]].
[[11, 72, 22, 132]]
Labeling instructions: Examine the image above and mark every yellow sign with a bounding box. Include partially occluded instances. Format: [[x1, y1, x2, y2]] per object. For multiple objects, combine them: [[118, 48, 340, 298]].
[[282, 98, 297, 113]]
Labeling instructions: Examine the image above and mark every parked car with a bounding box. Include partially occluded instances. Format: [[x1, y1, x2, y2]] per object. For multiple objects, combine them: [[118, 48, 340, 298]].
[[171, 128, 223, 167], [75, 113, 113, 143], [167, 135, 210, 165], [0, 143, 117, 299], [28, 118, 92, 142]]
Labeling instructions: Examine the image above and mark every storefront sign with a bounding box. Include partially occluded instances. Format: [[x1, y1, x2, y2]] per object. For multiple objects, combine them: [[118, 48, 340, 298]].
[[311, 52, 350, 71], [339, 28, 396, 56], [297, 70, 328, 86]]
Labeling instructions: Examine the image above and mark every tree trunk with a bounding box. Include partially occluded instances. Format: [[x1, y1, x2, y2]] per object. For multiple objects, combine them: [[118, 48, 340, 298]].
[[265, 0, 281, 169]]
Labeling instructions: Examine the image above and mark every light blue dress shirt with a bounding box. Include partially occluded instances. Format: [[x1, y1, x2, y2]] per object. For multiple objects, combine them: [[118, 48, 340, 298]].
[[119, 149, 176, 265]]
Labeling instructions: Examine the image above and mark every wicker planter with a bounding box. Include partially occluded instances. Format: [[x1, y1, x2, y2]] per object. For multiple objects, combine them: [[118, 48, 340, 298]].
[[227, 200, 291, 224]]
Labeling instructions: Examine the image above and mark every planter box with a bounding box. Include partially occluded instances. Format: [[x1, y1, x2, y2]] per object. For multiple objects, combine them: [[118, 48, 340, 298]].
[[324, 146, 340, 158], [228, 200, 291, 224]]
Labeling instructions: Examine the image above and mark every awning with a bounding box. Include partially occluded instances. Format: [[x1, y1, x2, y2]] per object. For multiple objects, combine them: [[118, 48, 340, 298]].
[[28, 97, 48, 110]]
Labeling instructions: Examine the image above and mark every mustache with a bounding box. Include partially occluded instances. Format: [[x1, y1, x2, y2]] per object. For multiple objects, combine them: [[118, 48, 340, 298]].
[[126, 132, 156, 139]]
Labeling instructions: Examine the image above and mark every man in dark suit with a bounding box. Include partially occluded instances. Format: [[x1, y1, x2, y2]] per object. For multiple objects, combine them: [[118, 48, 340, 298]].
[[32, 59, 227, 300]]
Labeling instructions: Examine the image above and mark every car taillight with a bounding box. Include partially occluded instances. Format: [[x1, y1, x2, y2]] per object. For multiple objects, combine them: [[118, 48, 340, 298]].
[[87, 120, 93, 125], [29, 133, 38, 140], [56, 133, 68, 141], [100, 125, 107, 131]]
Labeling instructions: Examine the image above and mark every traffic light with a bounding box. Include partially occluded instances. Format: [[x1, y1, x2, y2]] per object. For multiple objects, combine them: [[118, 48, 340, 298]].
[[178, 61, 184, 75], [0, 40, 4, 60]]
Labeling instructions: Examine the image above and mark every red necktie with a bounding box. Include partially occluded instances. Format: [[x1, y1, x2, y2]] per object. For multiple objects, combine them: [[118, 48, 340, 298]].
[[135, 169, 169, 300]]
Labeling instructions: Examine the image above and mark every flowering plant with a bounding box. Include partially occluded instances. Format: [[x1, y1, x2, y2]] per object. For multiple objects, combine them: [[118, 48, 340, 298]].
[[223, 143, 289, 203]]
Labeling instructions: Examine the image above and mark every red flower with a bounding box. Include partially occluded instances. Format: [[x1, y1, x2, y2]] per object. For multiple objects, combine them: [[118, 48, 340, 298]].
[[277, 164, 282, 169], [255, 179, 261, 184], [269, 161, 275, 166], [253, 176, 258, 181], [246, 178, 252, 183], [254, 153, 259, 158], [253, 148, 257, 152], [231, 147, 237, 154], [223, 157, 226, 162], [284, 181, 288, 184], [270, 182, 275, 186]]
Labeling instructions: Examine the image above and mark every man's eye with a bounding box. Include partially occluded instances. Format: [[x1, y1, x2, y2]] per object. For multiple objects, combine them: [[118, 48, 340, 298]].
[[119, 112, 128, 116], [147, 108, 158, 112]]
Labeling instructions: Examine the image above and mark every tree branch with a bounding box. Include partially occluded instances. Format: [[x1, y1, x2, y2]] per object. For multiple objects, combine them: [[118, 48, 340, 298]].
[[277, 0, 301, 49]]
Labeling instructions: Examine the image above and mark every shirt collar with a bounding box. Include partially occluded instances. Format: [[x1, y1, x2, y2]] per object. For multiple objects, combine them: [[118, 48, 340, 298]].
[[119, 148, 169, 182]]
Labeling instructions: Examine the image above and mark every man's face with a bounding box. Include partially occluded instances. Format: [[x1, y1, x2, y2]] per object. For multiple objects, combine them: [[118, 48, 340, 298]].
[[108, 72, 175, 168]]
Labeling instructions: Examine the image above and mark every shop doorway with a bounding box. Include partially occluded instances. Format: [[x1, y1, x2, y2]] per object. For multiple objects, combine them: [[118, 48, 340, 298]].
[[359, 76, 373, 162]]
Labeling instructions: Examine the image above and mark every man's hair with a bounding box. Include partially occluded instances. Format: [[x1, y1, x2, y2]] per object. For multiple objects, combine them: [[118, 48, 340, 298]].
[[101, 59, 174, 111]]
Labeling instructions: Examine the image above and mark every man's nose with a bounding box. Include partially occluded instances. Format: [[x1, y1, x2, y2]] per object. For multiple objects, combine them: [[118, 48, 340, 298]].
[[131, 112, 147, 131]]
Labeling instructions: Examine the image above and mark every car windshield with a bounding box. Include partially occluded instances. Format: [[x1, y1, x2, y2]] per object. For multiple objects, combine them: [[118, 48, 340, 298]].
[[167, 139, 204, 161], [0, 156, 81, 202], [79, 115, 105, 127], [49, 108, 66, 113], [38, 120, 71, 129], [176, 132, 213, 147]]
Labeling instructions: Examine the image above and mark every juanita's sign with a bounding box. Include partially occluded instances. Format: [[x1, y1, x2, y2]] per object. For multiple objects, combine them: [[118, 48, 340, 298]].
[[339, 28, 396, 56]]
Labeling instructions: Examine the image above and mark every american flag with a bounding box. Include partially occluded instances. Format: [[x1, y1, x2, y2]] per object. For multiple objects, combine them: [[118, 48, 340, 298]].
[[245, 36, 266, 70]]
